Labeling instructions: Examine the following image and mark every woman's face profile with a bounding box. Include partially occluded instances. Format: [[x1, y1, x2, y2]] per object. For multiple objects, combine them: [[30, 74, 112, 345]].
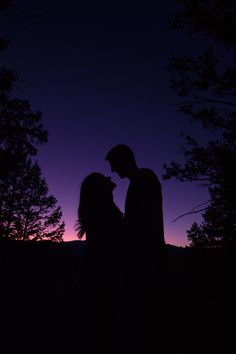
[[103, 176, 116, 192], [82, 173, 116, 198]]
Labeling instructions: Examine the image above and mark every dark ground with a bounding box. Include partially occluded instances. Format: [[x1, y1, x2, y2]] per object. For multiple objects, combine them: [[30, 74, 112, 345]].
[[0, 238, 233, 354]]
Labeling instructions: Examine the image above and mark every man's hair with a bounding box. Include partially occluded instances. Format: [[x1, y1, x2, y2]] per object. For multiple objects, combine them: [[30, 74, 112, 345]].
[[105, 144, 135, 162]]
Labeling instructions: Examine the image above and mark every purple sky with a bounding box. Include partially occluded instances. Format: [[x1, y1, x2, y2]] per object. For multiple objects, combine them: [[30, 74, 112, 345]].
[[1, 0, 211, 246]]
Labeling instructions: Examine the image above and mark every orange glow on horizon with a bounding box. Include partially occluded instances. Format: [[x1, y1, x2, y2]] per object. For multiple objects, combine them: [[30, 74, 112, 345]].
[[62, 231, 188, 247]]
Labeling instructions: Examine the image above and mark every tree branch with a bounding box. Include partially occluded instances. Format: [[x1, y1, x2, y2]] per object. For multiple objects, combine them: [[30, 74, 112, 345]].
[[172, 200, 210, 223], [169, 97, 236, 107], [189, 200, 211, 212]]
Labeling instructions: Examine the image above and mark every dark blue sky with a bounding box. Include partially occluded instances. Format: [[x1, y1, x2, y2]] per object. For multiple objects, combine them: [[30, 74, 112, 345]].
[[1, 0, 211, 245]]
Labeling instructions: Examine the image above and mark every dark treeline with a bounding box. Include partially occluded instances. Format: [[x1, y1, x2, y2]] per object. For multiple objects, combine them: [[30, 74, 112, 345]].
[[1, 238, 231, 354]]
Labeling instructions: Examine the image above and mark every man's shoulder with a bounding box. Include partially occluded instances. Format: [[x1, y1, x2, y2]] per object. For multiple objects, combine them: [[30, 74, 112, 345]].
[[135, 168, 161, 187], [138, 168, 159, 180]]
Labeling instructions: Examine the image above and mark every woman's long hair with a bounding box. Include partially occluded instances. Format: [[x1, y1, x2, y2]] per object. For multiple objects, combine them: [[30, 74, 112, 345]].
[[76, 172, 117, 240]]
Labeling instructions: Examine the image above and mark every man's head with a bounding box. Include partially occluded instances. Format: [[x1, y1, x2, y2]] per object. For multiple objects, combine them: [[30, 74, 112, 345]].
[[105, 144, 137, 178]]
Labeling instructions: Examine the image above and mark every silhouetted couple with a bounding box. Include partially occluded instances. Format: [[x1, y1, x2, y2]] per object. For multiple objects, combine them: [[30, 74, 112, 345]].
[[77, 144, 165, 354]]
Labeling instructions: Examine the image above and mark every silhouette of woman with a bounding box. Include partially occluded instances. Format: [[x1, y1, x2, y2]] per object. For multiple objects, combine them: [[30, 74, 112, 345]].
[[77, 172, 123, 244], [76, 172, 124, 354]]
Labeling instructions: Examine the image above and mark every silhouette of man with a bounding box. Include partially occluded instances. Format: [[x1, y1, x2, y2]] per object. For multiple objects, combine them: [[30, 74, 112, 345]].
[[105, 144, 165, 266], [105, 144, 165, 353]]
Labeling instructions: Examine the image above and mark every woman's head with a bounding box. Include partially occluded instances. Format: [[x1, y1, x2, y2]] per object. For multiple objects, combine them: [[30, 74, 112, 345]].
[[76, 172, 116, 239]]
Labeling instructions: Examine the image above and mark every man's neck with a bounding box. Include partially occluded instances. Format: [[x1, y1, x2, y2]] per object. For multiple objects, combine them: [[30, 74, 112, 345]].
[[127, 166, 139, 180]]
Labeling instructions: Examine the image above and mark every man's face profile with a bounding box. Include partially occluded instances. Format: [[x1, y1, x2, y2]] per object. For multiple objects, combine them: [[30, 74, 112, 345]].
[[108, 159, 127, 178]]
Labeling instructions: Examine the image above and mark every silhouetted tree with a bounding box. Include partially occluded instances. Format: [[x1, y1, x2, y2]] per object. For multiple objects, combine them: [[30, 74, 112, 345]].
[[164, 0, 236, 247], [0, 160, 64, 241], [0, 4, 65, 241]]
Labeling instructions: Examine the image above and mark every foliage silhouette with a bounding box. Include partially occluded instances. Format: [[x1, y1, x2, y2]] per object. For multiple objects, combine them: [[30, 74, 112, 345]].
[[0, 4, 65, 241], [164, 0, 236, 247]]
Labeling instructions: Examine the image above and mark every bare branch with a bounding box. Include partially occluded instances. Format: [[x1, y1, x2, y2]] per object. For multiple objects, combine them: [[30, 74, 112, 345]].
[[172, 206, 208, 223], [194, 95, 236, 107], [169, 97, 236, 108], [189, 200, 211, 212]]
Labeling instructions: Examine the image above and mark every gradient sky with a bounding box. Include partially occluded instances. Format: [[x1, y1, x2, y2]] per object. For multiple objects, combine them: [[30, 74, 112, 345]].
[[0, 0, 212, 246]]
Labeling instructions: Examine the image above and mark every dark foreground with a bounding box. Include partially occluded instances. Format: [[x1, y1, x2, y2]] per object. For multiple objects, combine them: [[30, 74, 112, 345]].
[[0, 239, 233, 354]]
